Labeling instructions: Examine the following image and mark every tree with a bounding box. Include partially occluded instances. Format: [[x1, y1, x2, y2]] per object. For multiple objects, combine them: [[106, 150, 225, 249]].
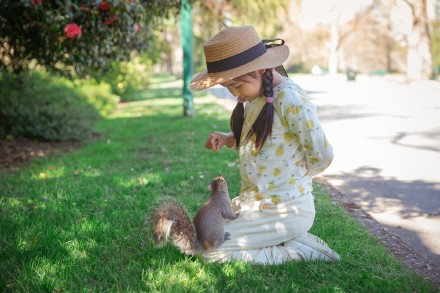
[[170, 0, 289, 75], [0, 0, 181, 77], [403, 0, 433, 80], [339, 0, 404, 73], [432, 1, 440, 75], [327, 2, 379, 74]]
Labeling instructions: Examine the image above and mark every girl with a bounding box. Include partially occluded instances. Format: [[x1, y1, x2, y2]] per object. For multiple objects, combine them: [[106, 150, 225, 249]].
[[190, 25, 339, 264]]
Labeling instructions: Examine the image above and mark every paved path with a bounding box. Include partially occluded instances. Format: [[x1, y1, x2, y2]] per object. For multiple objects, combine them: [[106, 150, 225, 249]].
[[210, 74, 440, 266]]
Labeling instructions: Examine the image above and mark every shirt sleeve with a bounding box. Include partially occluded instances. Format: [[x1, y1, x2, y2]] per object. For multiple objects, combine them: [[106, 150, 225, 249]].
[[278, 86, 334, 176]]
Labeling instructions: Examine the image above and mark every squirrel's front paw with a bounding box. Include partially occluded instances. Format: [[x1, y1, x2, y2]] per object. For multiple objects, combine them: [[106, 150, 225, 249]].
[[224, 232, 231, 240]]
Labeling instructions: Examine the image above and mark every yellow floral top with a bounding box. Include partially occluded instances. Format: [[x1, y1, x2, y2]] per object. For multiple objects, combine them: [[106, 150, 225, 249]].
[[238, 78, 333, 204]]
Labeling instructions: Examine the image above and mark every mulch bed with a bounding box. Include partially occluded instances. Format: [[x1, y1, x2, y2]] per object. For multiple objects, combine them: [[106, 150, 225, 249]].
[[0, 138, 82, 171]]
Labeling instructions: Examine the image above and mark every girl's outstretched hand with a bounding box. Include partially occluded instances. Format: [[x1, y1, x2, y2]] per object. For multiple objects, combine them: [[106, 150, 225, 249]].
[[205, 132, 234, 152]]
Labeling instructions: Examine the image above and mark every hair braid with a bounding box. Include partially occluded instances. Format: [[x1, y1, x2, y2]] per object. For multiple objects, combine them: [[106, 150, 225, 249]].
[[246, 69, 275, 151], [230, 102, 244, 148], [262, 69, 274, 98]]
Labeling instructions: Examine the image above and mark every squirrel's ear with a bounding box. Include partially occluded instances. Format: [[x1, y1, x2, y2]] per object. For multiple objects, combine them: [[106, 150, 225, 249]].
[[207, 184, 212, 191]]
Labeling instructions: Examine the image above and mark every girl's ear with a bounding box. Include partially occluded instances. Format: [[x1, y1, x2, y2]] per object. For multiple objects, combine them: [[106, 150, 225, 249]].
[[258, 69, 266, 75]]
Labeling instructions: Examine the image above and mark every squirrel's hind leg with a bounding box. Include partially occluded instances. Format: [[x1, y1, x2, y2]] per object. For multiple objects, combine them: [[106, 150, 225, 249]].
[[214, 232, 231, 248]]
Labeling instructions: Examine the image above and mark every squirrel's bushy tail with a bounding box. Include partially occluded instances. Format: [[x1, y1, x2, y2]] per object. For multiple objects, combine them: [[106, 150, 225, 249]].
[[150, 197, 199, 255]]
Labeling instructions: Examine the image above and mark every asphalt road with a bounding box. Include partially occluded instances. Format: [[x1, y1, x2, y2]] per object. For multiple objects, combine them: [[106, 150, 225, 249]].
[[211, 74, 440, 267]]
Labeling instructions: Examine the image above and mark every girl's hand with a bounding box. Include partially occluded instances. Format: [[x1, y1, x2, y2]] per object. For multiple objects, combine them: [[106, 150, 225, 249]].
[[205, 132, 235, 152]]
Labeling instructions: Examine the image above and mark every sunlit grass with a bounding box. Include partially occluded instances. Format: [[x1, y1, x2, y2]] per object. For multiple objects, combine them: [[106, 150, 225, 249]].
[[0, 86, 438, 292]]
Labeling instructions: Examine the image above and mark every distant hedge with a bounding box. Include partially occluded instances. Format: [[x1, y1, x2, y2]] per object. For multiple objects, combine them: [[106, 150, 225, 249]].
[[0, 71, 119, 141]]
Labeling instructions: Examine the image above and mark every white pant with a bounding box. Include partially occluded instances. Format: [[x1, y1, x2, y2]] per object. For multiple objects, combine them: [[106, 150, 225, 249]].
[[202, 193, 340, 264]]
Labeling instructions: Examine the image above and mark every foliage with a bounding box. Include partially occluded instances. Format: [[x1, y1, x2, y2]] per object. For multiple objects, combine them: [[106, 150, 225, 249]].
[[0, 71, 118, 141], [432, 20, 440, 76], [0, 0, 181, 77], [100, 51, 154, 99], [0, 88, 437, 291], [193, 0, 288, 33], [74, 78, 120, 117], [286, 62, 306, 73], [169, 0, 290, 74], [226, 0, 288, 33]]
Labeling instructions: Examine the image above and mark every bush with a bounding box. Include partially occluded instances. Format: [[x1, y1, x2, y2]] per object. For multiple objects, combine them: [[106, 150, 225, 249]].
[[286, 62, 305, 73], [100, 52, 154, 100], [0, 71, 103, 141], [74, 78, 120, 117]]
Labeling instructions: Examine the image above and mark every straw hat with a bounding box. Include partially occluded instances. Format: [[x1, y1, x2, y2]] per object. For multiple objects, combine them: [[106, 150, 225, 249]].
[[190, 26, 290, 91]]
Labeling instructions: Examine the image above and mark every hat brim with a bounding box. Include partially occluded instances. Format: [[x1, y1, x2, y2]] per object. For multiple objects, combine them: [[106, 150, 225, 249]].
[[190, 45, 289, 91]]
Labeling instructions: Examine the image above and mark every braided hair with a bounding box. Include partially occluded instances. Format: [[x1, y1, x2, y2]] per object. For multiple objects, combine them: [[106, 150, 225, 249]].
[[230, 69, 275, 152]]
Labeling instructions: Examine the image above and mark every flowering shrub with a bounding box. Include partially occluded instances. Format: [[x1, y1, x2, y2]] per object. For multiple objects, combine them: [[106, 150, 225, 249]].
[[0, 0, 181, 77]]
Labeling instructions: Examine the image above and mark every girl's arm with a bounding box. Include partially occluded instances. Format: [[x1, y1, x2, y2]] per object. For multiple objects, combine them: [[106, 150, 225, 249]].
[[282, 87, 334, 175]]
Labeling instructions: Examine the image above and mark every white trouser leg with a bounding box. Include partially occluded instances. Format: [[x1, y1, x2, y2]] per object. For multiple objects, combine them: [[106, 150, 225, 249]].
[[202, 194, 317, 264]]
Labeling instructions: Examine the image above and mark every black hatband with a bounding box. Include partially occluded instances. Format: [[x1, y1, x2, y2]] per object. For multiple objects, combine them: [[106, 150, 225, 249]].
[[206, 42, 266, 73], [205, 39, 285, 73]]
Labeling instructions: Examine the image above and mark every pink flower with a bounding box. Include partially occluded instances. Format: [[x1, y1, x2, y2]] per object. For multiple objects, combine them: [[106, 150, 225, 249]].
[[64, 23, 82, 39], [134, 24, 140, 32], [31, 0, 42, 5]]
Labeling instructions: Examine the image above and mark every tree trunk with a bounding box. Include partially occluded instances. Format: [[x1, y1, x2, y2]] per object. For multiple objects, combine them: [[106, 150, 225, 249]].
[[329, 20, 339, 74], [405, 0, 433, 80]]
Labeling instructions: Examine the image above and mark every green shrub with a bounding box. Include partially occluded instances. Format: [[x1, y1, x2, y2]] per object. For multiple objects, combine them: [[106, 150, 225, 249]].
[[100, 52, 154, 100], [0, 71, 100, 141], [74, 79, 120, 117]]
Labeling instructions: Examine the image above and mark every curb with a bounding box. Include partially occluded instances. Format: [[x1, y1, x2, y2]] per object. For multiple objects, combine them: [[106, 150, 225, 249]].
[[315, 176, 440, 288]]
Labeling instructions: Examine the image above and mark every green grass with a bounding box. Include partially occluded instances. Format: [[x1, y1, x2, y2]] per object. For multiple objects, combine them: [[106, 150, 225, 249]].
[[121, 74, 205, 102], [1, 88, 438, 292]]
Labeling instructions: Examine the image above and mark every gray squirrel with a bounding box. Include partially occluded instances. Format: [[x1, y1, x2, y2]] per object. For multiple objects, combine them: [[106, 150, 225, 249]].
[[150, 175, 239, 255]]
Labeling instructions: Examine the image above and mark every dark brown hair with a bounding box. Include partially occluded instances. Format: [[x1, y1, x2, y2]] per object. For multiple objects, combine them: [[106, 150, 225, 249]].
[[230, 69, 274, 151]]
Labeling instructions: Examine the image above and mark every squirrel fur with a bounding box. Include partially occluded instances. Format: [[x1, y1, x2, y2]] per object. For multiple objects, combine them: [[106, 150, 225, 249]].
[[150, 176, 238, 255]]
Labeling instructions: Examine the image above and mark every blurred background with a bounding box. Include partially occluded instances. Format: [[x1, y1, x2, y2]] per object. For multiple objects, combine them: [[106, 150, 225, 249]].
[[166, 0, 439, 81], [1, 0, 439, 92], [2, 0, 437, 123], [1, 0, 439, 266]]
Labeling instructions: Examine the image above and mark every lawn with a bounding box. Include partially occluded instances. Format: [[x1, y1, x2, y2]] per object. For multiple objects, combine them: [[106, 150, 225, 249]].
[[1, 84, 438, 292]]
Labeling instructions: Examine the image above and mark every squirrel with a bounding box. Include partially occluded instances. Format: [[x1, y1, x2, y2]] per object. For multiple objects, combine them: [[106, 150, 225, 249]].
[[150, 175, 239, 255]]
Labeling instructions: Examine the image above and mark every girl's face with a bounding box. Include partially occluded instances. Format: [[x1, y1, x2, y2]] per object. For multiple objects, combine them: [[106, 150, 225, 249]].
[[221, 71, 262, 101]]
